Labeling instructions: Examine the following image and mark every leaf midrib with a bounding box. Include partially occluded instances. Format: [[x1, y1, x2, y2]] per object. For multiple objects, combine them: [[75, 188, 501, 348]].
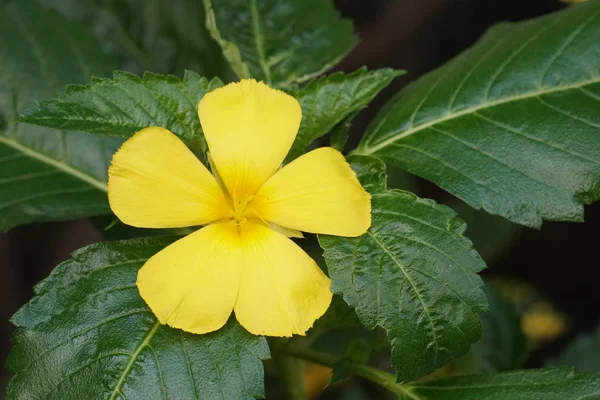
[[358, 76, 600, 155], [411, 378, 587, 391], [109, 320, 161, 399], [0, 135, 107, 192], [366, 230, 441, 370]]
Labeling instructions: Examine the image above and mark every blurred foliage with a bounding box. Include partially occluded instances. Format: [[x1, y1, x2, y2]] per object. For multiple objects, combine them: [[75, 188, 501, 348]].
[[42, 0, 229, 77], [548, 324, 600, 372], [492, 278, 569, 349]]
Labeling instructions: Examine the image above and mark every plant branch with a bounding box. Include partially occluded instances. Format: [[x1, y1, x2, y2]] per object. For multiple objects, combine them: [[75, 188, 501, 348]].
[[269, 338, 307, 400], [275, 342, 419, 399]]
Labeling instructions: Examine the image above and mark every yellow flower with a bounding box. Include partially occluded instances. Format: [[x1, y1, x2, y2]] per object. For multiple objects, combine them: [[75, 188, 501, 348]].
[[107, 79, 371, 337]]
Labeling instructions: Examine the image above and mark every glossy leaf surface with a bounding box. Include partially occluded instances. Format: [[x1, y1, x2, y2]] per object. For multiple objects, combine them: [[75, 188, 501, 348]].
[[6, 237, 269, 400], [406, 368, 600, 399], [19, 71, 222, 154], [357, 1, 600, 227], [0, 0, 120, 230], [319, 155, 487, 381], [203, 0, 356, 88]]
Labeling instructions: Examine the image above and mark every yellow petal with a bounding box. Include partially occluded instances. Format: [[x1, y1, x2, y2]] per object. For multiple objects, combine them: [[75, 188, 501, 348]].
[[137, 222, 241, 334], [108, 127, 231, 228], [198, 79, 301, 203], [252, 147, 371, 237], [234, 222, 332, 336]]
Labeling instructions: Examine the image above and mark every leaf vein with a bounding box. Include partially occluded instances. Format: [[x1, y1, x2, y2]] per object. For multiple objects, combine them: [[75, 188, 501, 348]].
[[367, 231, 440, 371], [474, 111, 600, 165], [109, 321, 162, 400]]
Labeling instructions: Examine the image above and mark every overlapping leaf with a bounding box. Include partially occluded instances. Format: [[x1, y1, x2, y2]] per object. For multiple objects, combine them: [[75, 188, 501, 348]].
[[19, 71, 223, 153], [203, 0, 357, 88], [287, 68, 403, 160], [405, 368, 600, 399], [0, 0, 120, 231], [319, 155, 487, 381], [6, 237, 269, 400], [357, 1, 600, 227]]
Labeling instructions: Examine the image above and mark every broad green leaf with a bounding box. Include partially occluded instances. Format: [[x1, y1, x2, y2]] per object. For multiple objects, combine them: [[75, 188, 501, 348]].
[[405, 368, 600, 399], [356, 1, 600, 228], [6, 237, 269, 400], [0, 131, 119, 231], [319, 155, 487, 381], [287, 68, 403, 160], [549, 324, 600, 372], [41, 0, 227, 77], [0, 0, 120, 231], [78, 0, 225, 77], [90, 215, 174, 241], [18, 71, 223, 153], [203, 0, 357, 88]]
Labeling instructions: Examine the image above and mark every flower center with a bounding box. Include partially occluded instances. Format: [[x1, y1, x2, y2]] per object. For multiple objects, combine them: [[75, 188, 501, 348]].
[[231, 194, 255, 223]]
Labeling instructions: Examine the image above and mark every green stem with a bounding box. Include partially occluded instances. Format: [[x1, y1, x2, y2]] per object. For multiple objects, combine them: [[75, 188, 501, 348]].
[[276, 343, 419, 399], [269, 339, 306, 400]]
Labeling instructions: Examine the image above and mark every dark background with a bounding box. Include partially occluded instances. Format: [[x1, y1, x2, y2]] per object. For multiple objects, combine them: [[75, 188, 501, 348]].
[[2, 0, 598, 396]]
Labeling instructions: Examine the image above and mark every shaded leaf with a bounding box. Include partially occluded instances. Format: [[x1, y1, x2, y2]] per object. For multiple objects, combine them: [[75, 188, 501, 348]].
[[319, 155, 487, 381], [203, 0, 357, 88], [356, 1, 600, 227], [6, 237, 269, 400], [477, 286, 527, 373], [549, 324, 600, 372], [329, 112, 356, 153], [0, 0, 120, 231], [42, 0, 227, 76], [454, 285, 526, 375], [311, 295, 362, 334]]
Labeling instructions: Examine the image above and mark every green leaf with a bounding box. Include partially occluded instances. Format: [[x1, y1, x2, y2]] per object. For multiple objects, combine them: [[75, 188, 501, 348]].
[[455, 201, 522, 264], [0, 0, 120, 231], [18, 71, 223, 152], [477, 286, 526, 373], [356, 1, 600, 228], [406, 368, 600, 399], [456, 285, 526, 374], [0, 131, 119, 231], [6, 237, 269, 400], [309, 297, 383, 366], [311, 295, 362, 334], [42, 0, 227, 77], [549, 324, 600, 372], [329, 339, 372, 385], [287, 68, 403, 160], [347, 154, 389, 194], [203, 0, 357, 88], [329, 112, 356, 153], [319, 155, 487, 382]]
